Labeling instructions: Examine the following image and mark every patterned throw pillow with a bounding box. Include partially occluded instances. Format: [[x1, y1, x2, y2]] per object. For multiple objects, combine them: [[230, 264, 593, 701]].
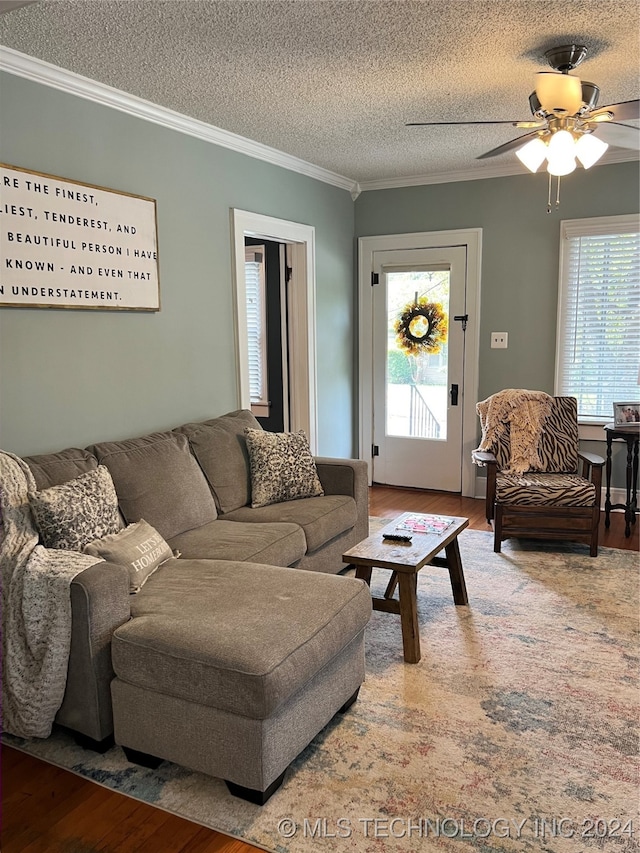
[[28, 465, 120, 551], [244, 428, 324, 508], [84, 519, 174, 593]]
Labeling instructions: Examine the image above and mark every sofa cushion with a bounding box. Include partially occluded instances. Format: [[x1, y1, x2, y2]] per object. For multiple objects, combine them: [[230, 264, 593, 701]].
[[111, 559, 371, 719], [244, 428, 324, 508], [28, 465, 120, 550], [24, 447, 98, 490], [496, 472, 596, 506], [167, 519, 306, 567], [225, 494, 357, 554], [88, 432, 218, 540], [84, 520, 174, 593], [175, 409, 260, 513]]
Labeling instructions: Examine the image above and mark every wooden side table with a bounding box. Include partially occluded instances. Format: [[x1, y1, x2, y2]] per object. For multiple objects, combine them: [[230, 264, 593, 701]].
[[603, 423, 640, 538]]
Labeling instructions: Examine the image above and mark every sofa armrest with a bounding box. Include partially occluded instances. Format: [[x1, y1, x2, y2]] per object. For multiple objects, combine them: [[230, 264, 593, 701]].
[[315, 457, 367, 496], [55, 560, 131, 743], [314, 457, 370, 541]]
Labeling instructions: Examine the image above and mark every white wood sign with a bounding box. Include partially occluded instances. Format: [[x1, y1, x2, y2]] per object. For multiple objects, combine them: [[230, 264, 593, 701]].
[[0, 164, 160, 310]]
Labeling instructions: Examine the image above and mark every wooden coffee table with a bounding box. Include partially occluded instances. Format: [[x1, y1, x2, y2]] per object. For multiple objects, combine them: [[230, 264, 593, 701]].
[[343, 513, 469, 663]]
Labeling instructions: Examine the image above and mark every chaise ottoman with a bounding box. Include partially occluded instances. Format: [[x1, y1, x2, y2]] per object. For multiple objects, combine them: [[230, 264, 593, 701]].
[[110, 558, 371, 803]]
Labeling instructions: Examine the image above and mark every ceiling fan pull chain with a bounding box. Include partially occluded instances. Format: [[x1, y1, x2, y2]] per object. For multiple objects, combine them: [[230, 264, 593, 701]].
[[547, 174, 563, 213]]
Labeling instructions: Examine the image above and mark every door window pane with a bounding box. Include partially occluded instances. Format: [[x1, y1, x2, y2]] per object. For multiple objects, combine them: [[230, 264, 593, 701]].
[[386, 269, 450, 440]]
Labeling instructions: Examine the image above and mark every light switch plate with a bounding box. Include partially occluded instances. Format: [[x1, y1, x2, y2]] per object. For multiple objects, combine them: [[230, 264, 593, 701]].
[[491, 332, 508, 349]]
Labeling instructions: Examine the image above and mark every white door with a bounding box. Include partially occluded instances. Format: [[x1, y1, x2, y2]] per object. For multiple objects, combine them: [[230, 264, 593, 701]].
[[372, 246, 468, 491]]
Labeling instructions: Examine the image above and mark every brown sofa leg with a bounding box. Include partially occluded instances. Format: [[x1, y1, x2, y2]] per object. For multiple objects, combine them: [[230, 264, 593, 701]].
[[226, 769, 286, 805], [122, 746, 163, 769], [71, 730, 114, 754]]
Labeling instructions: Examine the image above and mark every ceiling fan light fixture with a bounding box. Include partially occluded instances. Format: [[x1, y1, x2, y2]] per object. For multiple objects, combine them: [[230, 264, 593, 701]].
[[515, 137, 548, 172], [546, 155, 577, 176], [547, 129, 575, 155], [546, 129, 577, 176], [535, 72, 583, 116], [575, 133, 609, 168]]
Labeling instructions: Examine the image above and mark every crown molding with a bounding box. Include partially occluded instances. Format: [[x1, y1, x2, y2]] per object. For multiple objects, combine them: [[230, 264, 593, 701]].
[[0, 46, 359, 195], [2, 46, 636, 198], [357, 148, 639, 192]]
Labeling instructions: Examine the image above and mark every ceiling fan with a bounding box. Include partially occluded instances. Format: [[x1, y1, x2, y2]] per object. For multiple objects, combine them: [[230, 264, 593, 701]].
[[407, 44, 639, 205]]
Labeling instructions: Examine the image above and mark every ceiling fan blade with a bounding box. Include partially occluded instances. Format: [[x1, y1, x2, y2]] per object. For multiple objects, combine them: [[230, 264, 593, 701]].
[[476, 131, 540, 160], [406, 120, 522, 127], [591, 99, 640, 122], [593, 121, 640, 150]]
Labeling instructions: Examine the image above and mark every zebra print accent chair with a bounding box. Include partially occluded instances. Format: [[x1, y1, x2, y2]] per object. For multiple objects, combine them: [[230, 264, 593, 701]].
[[473, 396, 605, 557]]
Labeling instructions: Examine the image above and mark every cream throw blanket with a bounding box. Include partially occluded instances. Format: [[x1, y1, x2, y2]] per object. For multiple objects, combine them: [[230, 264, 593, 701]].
[[476, 389, 554, 474], [1, 451, 101, 738]]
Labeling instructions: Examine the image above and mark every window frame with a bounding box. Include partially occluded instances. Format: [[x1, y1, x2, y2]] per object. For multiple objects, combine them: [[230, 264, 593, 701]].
[[555, 213, 640, 440], [244, 245, 270, 416]]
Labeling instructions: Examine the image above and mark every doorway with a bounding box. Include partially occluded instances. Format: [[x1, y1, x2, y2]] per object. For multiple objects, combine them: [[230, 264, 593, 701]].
[[372, 246, 467, 491], [232, 210, 317, 452], [359, 229, 482, 498]]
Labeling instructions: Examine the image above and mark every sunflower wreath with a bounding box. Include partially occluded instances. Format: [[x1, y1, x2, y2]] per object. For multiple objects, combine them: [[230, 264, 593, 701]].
[[394, 298, 448, 356]]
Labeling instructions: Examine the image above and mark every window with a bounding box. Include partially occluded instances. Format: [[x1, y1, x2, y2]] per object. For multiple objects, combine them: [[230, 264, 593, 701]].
[[244, 246, 268, 411], [556, 215, 640, 423]]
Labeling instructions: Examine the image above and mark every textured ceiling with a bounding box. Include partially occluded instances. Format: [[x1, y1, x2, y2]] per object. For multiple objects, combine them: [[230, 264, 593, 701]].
[[1, 0, 639, 187]]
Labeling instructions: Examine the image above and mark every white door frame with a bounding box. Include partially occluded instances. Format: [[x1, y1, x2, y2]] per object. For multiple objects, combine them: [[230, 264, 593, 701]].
[[358, 229, 482, 497], [231, 209, 317, 452]]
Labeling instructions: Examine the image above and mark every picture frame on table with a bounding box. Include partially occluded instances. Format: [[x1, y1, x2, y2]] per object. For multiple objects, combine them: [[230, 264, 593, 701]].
[[613, 402, 640, 426]]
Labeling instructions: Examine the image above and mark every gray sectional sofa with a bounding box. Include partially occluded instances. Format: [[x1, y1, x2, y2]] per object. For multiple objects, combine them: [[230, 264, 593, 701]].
[[22, 409, 371, 802]]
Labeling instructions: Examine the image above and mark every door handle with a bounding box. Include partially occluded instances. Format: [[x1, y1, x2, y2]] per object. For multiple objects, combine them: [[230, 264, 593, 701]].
[[450, 383, 459, 406]]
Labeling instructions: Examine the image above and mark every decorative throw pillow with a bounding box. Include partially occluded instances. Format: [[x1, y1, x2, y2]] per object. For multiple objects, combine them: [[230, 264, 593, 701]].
[[84, 519, 173, 593], [244, 428, 324, 508], [28, 465, 120, 551]]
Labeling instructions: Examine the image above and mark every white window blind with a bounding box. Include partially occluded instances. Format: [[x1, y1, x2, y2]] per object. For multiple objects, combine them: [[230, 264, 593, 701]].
[[244, 247, 268, 405], [556, 215, 640, 422]]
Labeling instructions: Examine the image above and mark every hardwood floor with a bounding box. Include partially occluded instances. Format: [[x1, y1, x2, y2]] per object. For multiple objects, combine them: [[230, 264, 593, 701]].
[[2, 487, 637, 853], [368, 486, 640, 552], [2, 745, 260, 853]]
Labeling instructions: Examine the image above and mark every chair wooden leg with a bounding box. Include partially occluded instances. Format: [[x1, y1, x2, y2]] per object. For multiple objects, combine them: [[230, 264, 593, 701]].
[[486, 464, 497, 522], [485, 492, 493, 523], [590, 506, 599, 557], [493, 506, 503, 553]]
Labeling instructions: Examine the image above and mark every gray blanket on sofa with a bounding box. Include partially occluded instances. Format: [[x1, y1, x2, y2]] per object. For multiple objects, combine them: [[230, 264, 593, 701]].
[[0, 450, 100, 738]]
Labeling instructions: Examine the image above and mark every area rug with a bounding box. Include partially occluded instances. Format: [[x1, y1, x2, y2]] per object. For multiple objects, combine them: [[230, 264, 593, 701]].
[[4, 527, 639, 853]]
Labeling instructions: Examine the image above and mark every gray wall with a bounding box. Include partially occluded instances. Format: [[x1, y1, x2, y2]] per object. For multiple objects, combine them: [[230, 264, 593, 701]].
[[0, 72, 356, 457], [355, 161, 640, 487], [1, 69, 637, 489]]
